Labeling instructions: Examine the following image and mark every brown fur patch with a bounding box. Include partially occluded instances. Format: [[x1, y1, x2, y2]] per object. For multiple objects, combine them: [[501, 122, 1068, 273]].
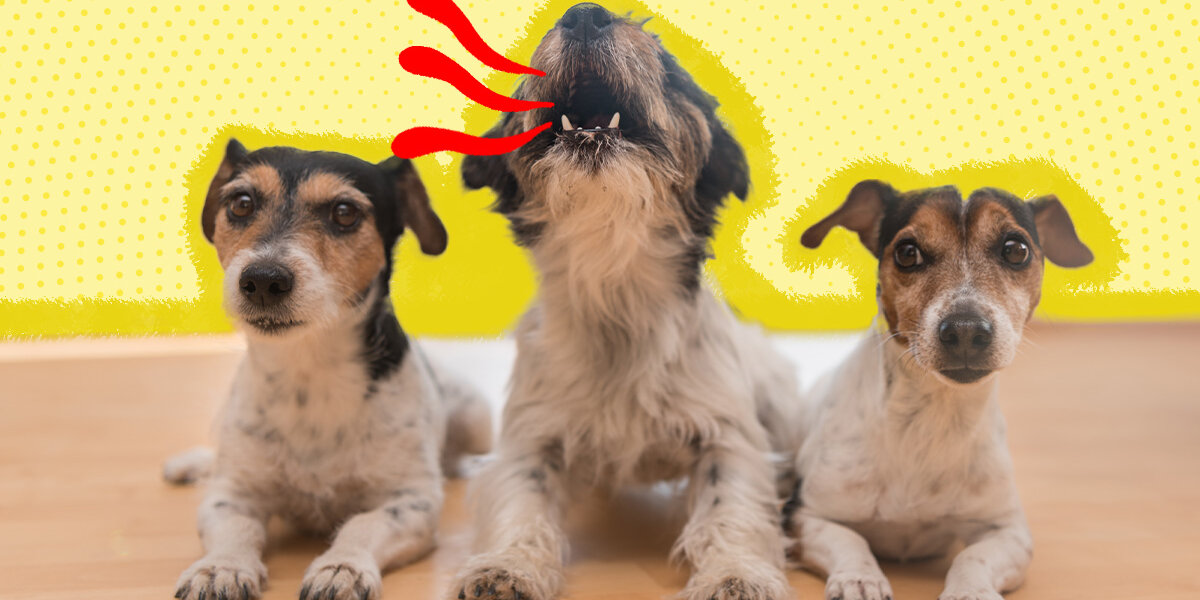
[[964, 196, 1045, 323], [878, 196, 963, 344], [293, 172, 385, 302], [211, 164, 287, 268]]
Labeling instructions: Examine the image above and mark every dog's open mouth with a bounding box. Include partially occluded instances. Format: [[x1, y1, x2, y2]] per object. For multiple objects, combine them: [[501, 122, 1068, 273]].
[[552, 72, 629, 141], [939, 368, 993, 384], [244, 316, 305, 334]]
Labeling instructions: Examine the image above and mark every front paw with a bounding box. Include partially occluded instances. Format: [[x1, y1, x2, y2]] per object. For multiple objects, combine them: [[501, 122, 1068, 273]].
[[175, 554, 267, 600], [938, 588, 1003, 600], [449, 559, 552, 600], [825, 569, 892, 600], [300, 553, 381, 600], [679, 568, 790, 600]]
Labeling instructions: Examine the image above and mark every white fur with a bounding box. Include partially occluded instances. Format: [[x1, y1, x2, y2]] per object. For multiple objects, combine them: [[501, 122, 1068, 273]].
[[790, 323, 1033, 600], [449, 154, 804, 600], [172, 278, 491, 600]]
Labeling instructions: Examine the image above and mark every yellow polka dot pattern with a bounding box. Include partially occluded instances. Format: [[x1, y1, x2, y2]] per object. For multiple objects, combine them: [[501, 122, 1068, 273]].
[[0, 0, 1196, 302]]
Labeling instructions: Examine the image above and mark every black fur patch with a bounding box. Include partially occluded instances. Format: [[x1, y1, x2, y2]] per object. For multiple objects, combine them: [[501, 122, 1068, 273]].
[[781, 477, 804, 534], [360, 274, 410, 381]]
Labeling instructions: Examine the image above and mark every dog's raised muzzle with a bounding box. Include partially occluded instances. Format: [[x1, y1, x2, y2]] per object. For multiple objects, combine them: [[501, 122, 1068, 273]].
[[240, 263, 294, 308], [560, 3, 613, 42]]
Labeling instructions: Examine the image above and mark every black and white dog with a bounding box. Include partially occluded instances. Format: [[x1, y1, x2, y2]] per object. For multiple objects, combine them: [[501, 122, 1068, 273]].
[[167, 140, 492, 600], [448, 4, 803, 600]]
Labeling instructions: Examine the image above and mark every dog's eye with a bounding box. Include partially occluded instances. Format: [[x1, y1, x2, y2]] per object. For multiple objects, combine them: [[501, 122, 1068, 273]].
[[229, 194, 255, 219], [331, 202, 361, 229], [894, 241, 925, 270], [1002, 238, 1032, 267]]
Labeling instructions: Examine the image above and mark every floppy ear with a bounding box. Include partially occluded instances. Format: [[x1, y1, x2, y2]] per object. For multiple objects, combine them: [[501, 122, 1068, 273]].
[[462, 114, 516, 191], [461, 115, 525, 217], [801, 179, 897, 256], [696, 117, 750, 204], [1030, 195, 1093, 268], [201, 138, 248, 243], [379, 156, 448, 256]]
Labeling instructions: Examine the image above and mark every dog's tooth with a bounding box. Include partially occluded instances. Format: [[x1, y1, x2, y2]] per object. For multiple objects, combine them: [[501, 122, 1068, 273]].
[[561, 115, 574, 131], [608, 112, 620, 129]]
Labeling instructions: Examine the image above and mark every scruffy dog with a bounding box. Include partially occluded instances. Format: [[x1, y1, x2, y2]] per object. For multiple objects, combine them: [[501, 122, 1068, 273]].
[[787, 181, 1093, 600], [168, 140, 492, 600], [450, 4, 803, 600]]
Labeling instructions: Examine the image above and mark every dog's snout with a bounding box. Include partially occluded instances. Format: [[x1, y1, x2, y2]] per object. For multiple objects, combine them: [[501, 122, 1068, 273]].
[[560, 3, 613, 41], [239, 263, 294, 308], [938, 313, 994, 357]]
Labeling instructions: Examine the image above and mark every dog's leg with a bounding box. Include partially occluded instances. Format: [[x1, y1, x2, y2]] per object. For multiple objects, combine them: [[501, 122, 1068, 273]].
[[939, 518, 1032, 600], [790, 513, 892, 600], [439, 376, 494, 478], [674, 437, 791, 600], [300, 479, 444, 600], [447, 446, 568, 600], [175, 482, 270, 600]]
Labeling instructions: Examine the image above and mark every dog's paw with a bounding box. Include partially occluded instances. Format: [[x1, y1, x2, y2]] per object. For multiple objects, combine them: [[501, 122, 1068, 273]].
[[163, 447, 215, 485], [449, 565, 540, 600], [938, 588, 1003, 600], [680, 568, 791, 600], [300, 553, 381, 600], [825, 570, 893, 600], [174, 554, 266, 600]]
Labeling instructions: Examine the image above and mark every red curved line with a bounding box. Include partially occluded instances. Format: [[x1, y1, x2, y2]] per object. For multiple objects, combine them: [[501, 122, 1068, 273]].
[[391, 122, 553, 158], [408, 0, 545, 77], [399, 47, 553, 113]]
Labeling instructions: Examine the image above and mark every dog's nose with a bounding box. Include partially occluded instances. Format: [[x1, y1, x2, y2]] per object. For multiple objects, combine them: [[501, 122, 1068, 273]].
[[239, 263, 294, 308], [560, 3, 614, 41], [938, 313, 994, 358]]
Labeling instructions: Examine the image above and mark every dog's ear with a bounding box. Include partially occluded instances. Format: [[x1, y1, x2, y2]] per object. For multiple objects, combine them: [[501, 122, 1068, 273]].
[[202, 138, 248, 243], [801, 179, 898, 256], [462, 114, 526, 216], [1029, 195, 1093, 268], [379, 156, 448, 256], [462, 114, 517, 192], [696, 117, 750, 204]]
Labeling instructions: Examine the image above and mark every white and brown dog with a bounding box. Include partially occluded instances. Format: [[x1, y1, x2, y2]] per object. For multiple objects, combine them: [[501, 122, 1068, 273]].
[[786, 181, 1093, 600], [450, 4, 803, 600], [166, 140, 492, 600]]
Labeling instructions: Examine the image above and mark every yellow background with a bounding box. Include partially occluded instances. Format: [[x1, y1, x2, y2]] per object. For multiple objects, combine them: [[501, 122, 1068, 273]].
[[0, 0, 1197, 336]]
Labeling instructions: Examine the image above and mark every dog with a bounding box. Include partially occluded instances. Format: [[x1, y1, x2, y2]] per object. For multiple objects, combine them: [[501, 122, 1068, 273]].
[[449, 4, 804, 600], [167, 139, 492, 600], [785, 181, 1094, 600]]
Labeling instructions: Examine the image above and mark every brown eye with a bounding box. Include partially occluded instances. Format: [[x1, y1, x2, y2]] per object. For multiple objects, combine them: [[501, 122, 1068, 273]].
[[332, 202, 361, 229], [229, 193, 255, 219], [1002, 238, 1031, 267], [894, 241, 925, 270]]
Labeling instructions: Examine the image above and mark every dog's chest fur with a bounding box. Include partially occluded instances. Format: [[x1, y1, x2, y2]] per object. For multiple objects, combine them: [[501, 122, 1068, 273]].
[[796, 332, 1020, 560], [502, 174, 774, 489], [215, 327, 442, 532]]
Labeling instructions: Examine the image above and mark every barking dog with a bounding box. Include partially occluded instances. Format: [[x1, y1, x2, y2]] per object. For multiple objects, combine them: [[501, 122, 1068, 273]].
[[169, 140, 492, 600], [452, 4, 803, 600], [787, 181, 1093, 600]]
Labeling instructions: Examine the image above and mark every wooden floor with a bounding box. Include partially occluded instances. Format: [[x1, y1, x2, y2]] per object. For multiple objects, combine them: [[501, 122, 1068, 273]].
[[1, 323, 1199, 600]]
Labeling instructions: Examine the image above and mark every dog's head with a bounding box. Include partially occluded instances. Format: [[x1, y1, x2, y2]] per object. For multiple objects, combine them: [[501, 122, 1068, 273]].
[[462, 3, 748, 243], [802, 181, 1093, 385], [201, 139, 447, 337]]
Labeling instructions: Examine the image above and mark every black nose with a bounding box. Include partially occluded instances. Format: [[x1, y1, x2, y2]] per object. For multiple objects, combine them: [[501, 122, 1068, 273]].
[[560, 3, 614, 41], [239, 263, 294, 308], [938, 313, 994, 358]]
